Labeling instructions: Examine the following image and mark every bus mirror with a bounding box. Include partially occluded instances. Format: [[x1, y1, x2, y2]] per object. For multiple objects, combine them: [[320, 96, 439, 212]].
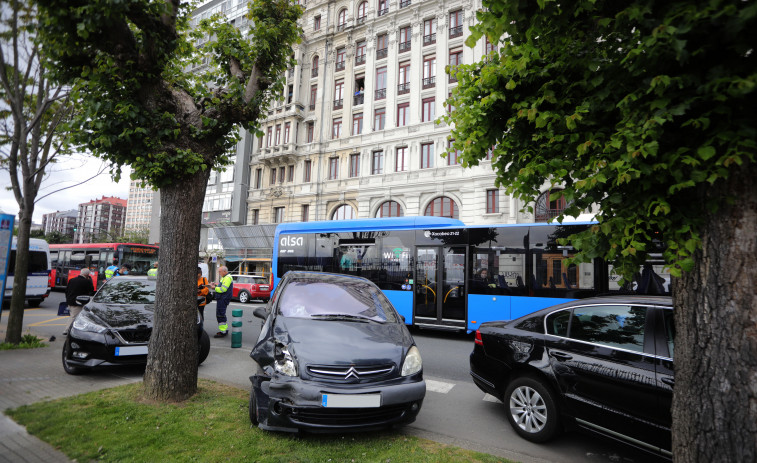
[[76, 295, 91, 305], [253, 307, 268, 320]]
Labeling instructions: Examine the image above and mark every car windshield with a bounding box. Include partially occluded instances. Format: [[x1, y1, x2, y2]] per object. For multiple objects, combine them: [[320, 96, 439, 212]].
[[94, 279, 156, 304], [278, 279, 397, 323]]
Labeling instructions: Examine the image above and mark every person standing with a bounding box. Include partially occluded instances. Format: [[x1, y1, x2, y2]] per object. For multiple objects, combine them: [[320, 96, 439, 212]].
[[105, 259, 119, 279], [210, 266, 233, 338], [197, 267, 210, 321], [64, 268, 94, 335], [147, 262, 158, 277]]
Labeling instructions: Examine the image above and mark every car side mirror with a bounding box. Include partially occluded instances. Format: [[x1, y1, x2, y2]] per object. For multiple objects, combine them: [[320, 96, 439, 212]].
[[253, 307, 268, 320], [76, 295, 91, 304]]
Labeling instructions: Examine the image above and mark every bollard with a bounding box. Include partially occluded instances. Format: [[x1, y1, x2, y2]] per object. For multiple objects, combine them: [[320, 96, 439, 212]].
[[231, 308, 243, 348]]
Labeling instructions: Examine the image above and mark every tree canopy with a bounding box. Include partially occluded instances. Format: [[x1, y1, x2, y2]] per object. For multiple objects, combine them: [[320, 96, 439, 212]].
[[444, 0, 756, 280]]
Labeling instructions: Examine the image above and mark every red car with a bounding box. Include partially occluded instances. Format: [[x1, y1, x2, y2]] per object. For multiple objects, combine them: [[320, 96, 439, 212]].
[[231, 274, 271, 303]]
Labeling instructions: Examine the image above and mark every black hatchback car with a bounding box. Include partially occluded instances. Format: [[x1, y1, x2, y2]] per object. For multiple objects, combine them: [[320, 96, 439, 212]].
[[470, 296, 674, 459], [62, 275, 211, 374], [249, 271, 426, 432]]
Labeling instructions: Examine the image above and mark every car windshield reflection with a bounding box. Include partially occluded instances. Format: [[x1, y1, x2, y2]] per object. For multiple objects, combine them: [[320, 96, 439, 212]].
[[94, 280, 156, 304], [278, 280, 395, 323]]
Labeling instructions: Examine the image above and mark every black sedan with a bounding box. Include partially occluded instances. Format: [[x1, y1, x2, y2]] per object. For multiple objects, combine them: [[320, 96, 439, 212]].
[[249, 271, 426, 432], [62, 275, 211, 374], [470, 296, 674, 459]]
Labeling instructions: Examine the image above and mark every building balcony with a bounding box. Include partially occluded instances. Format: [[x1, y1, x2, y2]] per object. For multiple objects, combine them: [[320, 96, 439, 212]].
[[399, 41, 411, 53], [399, 0, 411, 8], [377, 8, 388, 16], [353, 93, 364, 105], [356, 16, 366, 25], [355, 54, 366, 66], [375, 88, 386, 100], [309, 103, 315, 110], [422, 76, 436, 89], [334, 99, 343, 110], [376, 48, 388, 60], [335, 61, 345, 72], [397, 82, 410, 95], [337, 23, 346, 32], [449, 25, 463, 39], [423, 33, 436, 46]]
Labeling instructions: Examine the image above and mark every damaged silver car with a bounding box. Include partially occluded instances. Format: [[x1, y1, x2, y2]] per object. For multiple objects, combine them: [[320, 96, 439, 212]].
[[249, 271, 426, 432]]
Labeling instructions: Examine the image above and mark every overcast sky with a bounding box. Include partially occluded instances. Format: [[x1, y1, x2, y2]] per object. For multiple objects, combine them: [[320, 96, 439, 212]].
[[0, 153, 132, 224]]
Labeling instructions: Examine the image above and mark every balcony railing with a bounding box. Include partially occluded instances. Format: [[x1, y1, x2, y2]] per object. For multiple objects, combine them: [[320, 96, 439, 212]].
[[288, 68, 294, 78], [449, 74, 458, 84], [335, 61, 345, 71], [309, 103, 316, 110], [337, 23, 346, 32], [312, 68, 318, 78], [399, 0, 411, 7], [397, 82, 410, 95], [376, 47, 388, 60], [399, 41, 411, 53], [377, 7, 388, 16], [356, 16, 366, 25], [353, 93, 364, 105], [423, 33, 436, 46], [375, 88, 386, 100], [449, 25, 463, 38], [334, 99, 343, 109], [355, 54, 366, 65], [422, 76, 436, 89]]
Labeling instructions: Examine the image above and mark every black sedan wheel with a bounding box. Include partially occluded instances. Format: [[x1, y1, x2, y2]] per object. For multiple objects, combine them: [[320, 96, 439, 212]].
[[504, 376, 559, 443], [249, 386, 259, 425], [62, 340, 84, 375], [198, 330, 210, 365], [238, 291, 250, 304]]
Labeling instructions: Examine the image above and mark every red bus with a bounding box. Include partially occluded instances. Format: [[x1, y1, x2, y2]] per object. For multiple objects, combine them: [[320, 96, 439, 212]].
[[49, 243, 159, 288]]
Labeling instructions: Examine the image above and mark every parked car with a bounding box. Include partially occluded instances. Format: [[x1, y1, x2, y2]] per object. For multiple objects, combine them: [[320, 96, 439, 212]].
[[249, 271, 426, 432], [62, 275, 211, 374], [231, 274, 271, 303], [470, 296, 674, 459]]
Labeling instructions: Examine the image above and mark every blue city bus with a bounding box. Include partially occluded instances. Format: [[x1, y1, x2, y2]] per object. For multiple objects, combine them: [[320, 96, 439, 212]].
[[272, 217, 670, 332]]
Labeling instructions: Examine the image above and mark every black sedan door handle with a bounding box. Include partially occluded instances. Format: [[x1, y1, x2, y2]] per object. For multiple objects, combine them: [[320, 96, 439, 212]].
[[549, 351, 573, 361], [661, 377, 675, 386]]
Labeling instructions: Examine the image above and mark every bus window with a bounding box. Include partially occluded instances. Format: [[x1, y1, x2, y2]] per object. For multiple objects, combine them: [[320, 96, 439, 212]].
[[469, 226, 528, 296], [378, 230, 414, 291], [49, 251, 59, 266], [71, 251, 86, 268], [85, 250, 100, 270]]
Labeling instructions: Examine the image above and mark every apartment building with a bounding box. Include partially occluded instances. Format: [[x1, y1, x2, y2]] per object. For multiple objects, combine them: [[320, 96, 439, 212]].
[[124, 179, 156, 232], [41, 209, 77, 240], [74, 196, 127, 244]]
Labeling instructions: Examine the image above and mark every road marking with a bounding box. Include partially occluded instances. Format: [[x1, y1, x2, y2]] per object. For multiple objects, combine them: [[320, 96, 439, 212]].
[[426, 379, 455, 394], [29, 317, 70, 327], [483, 393, 502, 403]]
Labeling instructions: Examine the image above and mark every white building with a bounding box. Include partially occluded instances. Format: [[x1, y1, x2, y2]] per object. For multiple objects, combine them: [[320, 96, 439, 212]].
[[124, 179, 156, 233]]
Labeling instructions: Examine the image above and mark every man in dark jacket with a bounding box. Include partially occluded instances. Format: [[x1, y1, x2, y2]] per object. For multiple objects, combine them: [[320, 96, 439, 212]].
[[64, 268, 94, 335]]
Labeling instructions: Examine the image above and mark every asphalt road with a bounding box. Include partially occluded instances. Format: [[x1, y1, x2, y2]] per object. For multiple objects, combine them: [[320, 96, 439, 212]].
[[2, 291, 665, 463]]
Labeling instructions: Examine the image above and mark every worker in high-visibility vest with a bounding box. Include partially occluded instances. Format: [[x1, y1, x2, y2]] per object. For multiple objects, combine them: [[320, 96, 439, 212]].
[[210, 266, 234, 338], [147, 262, 158, 277], [105, 259, 119, 279]]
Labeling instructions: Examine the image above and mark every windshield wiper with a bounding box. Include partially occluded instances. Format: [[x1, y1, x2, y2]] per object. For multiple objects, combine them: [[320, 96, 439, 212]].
[[310, 314, 379, 323]]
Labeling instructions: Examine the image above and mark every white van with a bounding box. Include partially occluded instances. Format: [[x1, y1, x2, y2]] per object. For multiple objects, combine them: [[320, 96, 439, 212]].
[[4, 237, 51, 306]]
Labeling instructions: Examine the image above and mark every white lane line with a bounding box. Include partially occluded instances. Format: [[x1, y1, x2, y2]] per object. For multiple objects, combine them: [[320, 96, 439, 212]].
[[483, 393, 502, 403], [426, 379, 455, 394]]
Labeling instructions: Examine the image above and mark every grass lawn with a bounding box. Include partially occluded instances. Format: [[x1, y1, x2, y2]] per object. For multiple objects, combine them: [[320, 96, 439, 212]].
[[7, 379, 512, 463]]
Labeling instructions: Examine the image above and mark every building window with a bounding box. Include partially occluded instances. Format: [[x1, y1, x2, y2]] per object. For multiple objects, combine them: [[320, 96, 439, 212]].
[[421, 142, 434, 169], [397, 102, 410, 127], [398, 62, 410, 94], [399, 26, 411, 53], [423, 55, 436, 88], [274, 207, 285, 223], [371, 151, 383, 174], [252, 209, 259, 225], [258, 134, 263, 149], [349, 153, 360, 178], [314, 15, 321, 31], [377, 200, 403, 217], [374, 107, 386, 130], [375, 66, 387, 100], [287, 165, 294, 182], [278, 167, 285, 184], [266, 126, 272, 147], [447, 139, 460, 165], [535, 189, 568, 222], [309, 84, 317, 110], [328, 157, 339, 179], [306, 122, 314, 143], [376, 33, 388, 59], [332, 204, 355, 220], [485, 36, 497, 54], [335, 47, 346, 71], [377, 0, 388, 16], [355, 40, 366, 65], [270, 167, 276, 185], [449, 10, 463, 38], [254, 168, 262, 189], [275, 124, 281, 145], [424, 196, 459, 219], [312, 55, 319, 77], [356, 1, 367, 23], [334, 80, 344, 109], [352, 113, 363, 135], [332, 118, 342, 139], [304, 160, 312, 182], [301, 204, 309, 222], [395, 146, 408, 172], [337, 9, 347, 31], [423, 18, 436, 45], [422, 97, 435, 122], [284, 122, 291, 144], [486, 189, 499, 213], [449, 49, 462, 83]]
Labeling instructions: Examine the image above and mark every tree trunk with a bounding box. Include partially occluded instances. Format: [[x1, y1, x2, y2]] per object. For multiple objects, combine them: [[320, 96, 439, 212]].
[[672, 161, 757, 461], [4, 203, 34, 345], [143, 167, 210, 401]]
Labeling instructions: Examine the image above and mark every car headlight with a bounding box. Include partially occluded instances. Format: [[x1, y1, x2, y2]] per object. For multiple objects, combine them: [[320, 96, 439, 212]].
[[274, 342, 298, 377], [401, 345, 422, 376], [72, 312, 107, 334]]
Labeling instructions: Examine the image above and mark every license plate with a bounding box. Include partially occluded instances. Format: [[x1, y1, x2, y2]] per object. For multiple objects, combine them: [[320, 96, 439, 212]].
[[321, 393, 381, 408], [115, 346, 148, 356]]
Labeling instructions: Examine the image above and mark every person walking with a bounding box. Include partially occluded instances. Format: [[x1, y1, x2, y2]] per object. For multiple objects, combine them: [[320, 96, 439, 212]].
[[197, 267, 210, 321], [105, 259, 119, 279], [64, 268, 94, 335], [210, 266, 234, 338]]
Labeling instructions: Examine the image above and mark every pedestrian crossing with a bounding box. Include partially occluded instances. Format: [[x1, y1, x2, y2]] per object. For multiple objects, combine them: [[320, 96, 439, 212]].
[[425, 377, 503, 403]]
